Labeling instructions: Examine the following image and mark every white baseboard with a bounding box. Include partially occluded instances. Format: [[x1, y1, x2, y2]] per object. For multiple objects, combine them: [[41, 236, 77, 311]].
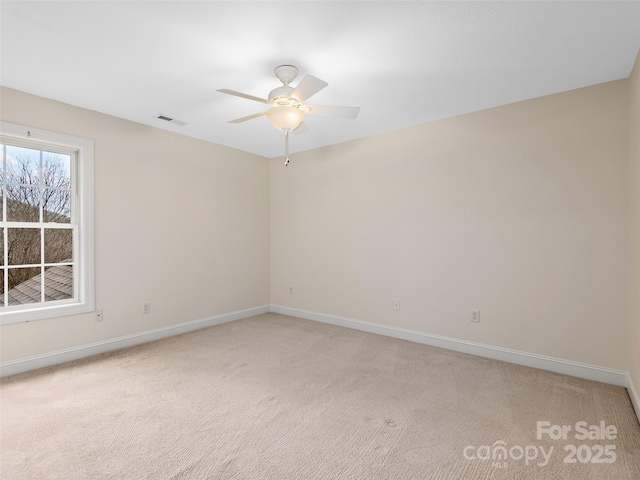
[[270, 305, 628, 387], [2, 303, 632, 396], [0, 305, 270, 378], [628, 374, 640, 424]]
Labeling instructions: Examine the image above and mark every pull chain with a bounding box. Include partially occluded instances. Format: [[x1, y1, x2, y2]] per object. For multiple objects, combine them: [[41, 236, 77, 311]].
[[284, 129, 290, 166]]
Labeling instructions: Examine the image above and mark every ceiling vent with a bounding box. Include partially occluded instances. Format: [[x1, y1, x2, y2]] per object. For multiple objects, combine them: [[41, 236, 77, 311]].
[[156, 115, 188, 126]]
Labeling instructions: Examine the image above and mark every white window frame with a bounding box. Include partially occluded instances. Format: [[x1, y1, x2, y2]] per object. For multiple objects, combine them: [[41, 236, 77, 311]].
[[0, 122, 94, 324]]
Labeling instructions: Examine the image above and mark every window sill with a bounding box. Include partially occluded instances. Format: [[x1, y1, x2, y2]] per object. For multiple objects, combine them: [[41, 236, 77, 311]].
[[0, 301, 94, 325]]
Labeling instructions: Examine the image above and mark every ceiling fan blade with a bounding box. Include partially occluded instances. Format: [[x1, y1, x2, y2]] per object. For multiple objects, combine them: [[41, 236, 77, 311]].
[[228, 111, 267, 124], [217, 89, 268, 104], [304, 105, 360, 119], [293, 122, 309, 135], [290, 75, 328, 103]]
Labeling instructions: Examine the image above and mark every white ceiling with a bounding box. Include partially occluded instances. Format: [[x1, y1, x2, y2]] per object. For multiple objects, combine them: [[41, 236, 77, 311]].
[[1, 1, 639, 159]]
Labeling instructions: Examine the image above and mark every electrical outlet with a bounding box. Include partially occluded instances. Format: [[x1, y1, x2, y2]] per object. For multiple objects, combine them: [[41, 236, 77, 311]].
[[471, 310, 480, 323], [394, 299, 400, 310], [289, 286, 294, 295], [95, 309, 103, 322], [142, 303, 151, 314]]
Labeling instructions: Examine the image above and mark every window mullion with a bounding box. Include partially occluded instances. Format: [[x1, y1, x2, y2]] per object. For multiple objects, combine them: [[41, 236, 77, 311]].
[[39, 149, 43, 223], [40, 227, 45, 303], [39, 150, 44, 303]]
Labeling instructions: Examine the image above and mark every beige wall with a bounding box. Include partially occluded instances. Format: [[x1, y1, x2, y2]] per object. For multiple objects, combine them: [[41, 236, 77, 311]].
[[0, 87, 270, 362], [1, 75, 632, 375], [271, 80, 629, 370], [630, 50, 640, 394]]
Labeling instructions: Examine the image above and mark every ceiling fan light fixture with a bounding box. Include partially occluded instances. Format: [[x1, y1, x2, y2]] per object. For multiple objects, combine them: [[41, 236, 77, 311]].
[[267, 106, 306, 131]]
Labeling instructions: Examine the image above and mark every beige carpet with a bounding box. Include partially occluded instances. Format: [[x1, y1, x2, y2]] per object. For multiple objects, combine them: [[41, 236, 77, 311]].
[[1, 313, 639, 479]]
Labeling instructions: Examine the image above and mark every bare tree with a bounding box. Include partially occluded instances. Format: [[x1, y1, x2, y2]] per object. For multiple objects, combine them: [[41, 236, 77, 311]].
[[3, 154, 72, 290]]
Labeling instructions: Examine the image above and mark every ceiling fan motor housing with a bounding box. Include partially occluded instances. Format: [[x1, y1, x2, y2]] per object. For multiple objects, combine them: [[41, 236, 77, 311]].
[[268, 85, 299, 107]]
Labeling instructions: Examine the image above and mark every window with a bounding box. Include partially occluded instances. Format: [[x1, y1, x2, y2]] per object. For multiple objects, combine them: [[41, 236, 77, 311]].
[[0, 122, 93, 324]]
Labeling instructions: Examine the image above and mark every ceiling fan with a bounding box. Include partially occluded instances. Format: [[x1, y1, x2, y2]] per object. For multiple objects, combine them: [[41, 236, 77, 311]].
[[218, 65, 360, 165]]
